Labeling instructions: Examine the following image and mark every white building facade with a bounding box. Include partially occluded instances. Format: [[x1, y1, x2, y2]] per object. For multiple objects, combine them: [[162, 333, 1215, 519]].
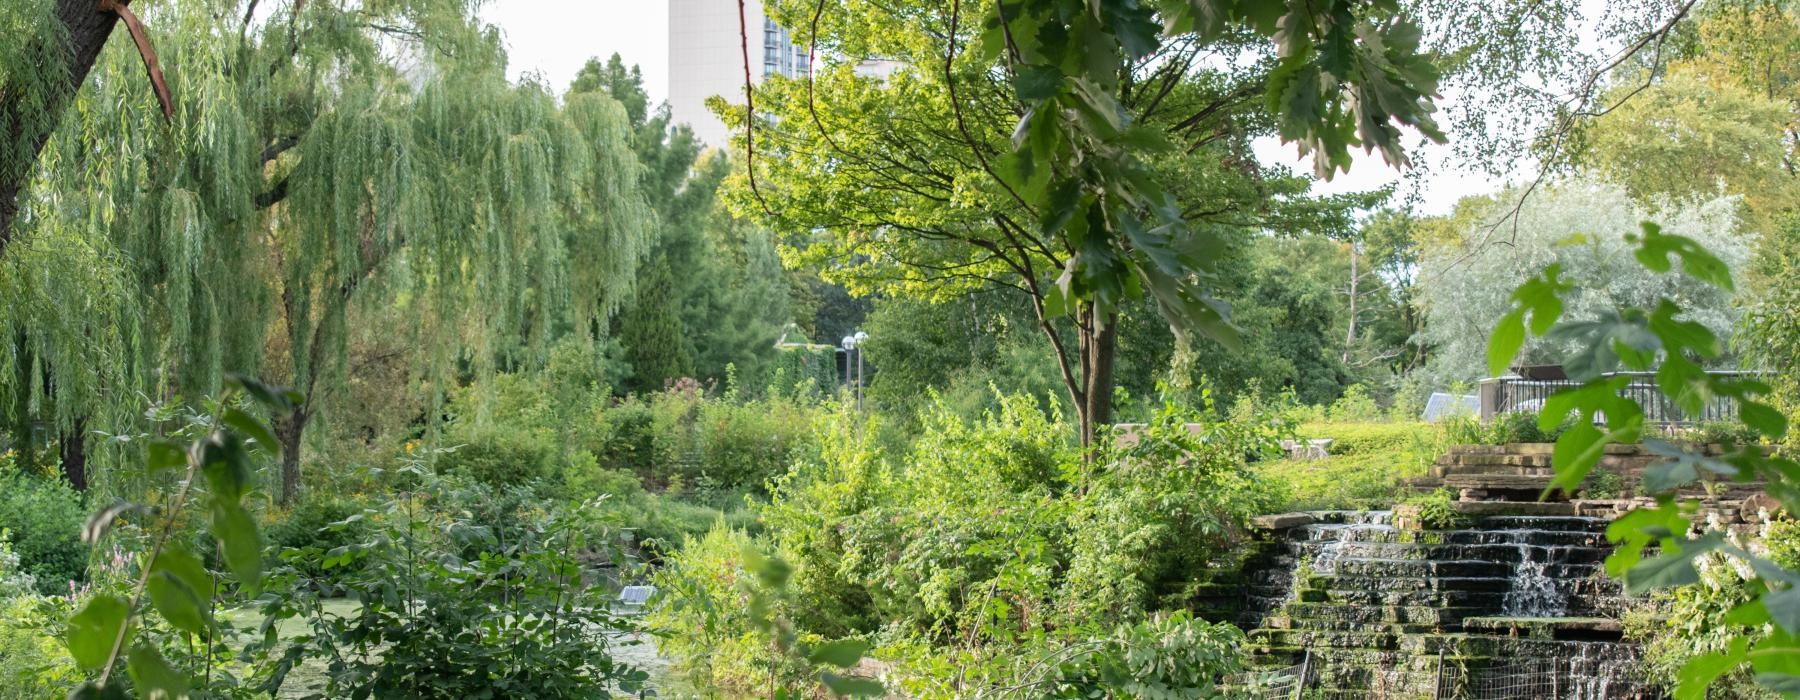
[[668, 0, 811, 147]]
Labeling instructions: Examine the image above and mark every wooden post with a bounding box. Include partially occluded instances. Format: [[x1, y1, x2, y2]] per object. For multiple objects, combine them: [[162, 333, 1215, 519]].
[[1434, 651, 1446, 700], [1294, 650, 1311, 700]]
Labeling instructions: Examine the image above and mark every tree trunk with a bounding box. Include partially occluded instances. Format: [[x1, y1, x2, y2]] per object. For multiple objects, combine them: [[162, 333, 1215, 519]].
[[1076, 308, 1119, 452], [0, 0, 125, 247], [1343, 241, 1358, 365], [58, 418, 87, 491], [11, 332, 34, 473], [274, 407, 307, 506]]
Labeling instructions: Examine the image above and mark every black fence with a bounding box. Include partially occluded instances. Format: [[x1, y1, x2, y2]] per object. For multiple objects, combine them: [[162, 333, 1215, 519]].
[[1477, 371, 1755, 431]]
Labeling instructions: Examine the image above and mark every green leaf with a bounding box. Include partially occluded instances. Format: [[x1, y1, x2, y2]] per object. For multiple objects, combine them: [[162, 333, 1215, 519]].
[[127, 642, 192, 700], [807, 639, 869, 668], [1632, 221, 1735, 291], [222, 408, 281, 456], [146, 546, 213, 638], [820, 672, 885, 697], [211, 500, 263, 594], [83, 501, 148, 544], [1487, 309, 1526, 378], [229, 374, 299, 412], [147, 442, 187, 473], [1013, 65, 1064, 101], [1677, 636, 1749, 700], [1547, 421, 1606, 494], [1625, 531, 1725, 594], [1741, 401, 1788, 440], [1766, 585, 1800, 635], [67, 594, 131, 670], [201, 433, 253, 503]]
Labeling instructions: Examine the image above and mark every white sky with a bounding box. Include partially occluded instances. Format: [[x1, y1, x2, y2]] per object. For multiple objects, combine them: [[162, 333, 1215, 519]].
[[479, 0, 1503, 215]]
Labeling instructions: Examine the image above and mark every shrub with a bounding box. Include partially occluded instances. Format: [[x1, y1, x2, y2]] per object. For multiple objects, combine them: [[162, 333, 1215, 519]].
[[435, 423, 555, 487], [256, 477, 649, 698], [1626, 548, 1767, 699], [1327, 384, 1385, 422], [1685, 420, 1761, 447], [1443, 412, 1575, 445], [264, 494, 375, 581], [1060, 400, 1283, 627], [1259, 452, 1419, 511], [1302, 421, 1442, 458], [0, 592, 77, 699], [649, 526, 798, 693], [595, 397, 659, 482], [0, 471, 85, 594], [0, 533, 78, 698], [1400, 489, 1467, 530]]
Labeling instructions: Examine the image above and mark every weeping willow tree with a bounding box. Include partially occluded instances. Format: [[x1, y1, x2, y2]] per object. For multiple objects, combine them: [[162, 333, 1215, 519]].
[[2, 0, 652, 502]]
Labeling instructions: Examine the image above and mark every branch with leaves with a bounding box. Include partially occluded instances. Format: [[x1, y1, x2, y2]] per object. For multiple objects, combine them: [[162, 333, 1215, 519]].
[[1489, 221, 1800, 698], [65, 376, 299, 699]]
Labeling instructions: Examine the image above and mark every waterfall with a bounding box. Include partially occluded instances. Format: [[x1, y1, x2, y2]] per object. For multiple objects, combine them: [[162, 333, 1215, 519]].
[[1502, 539, 1567, 617], [1241, 511, 1646, 698]]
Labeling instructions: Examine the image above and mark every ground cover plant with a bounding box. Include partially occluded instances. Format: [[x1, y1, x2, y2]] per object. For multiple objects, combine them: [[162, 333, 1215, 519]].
[[6, 0, 1800, 698]]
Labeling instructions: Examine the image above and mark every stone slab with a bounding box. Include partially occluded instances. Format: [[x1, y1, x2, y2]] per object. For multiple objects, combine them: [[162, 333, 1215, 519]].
[[1250, 512, 1317, 530], [1451, 501, 1576, 517]]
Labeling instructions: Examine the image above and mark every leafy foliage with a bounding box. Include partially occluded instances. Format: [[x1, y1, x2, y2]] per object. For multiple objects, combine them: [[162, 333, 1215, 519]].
[[1422, 181, 1748, 384], [251, 467, 648, 699], [655, 390, 1282, 691], [1489, 221, 1800, 698], [62, 377, 286, 698], [0, 469, 85, 594]]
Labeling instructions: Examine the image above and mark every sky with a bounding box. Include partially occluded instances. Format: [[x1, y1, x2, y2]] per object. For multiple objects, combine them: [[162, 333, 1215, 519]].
[[478, 0, 1503, 215]]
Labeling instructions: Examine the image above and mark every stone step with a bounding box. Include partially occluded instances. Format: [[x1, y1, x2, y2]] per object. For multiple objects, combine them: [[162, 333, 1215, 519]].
[[1442, 454, 1556, 467], [1257, 617, 1444, 634], [1279, 527, 1607, 547], [1322, 558, 1516, 579], [1272, 541, 1612, 565], [1434, 464, 1554, 477], [1278, 603, 1489, 626], [1443, 473, 1556, 491], [1288, 587, 1511, 609]]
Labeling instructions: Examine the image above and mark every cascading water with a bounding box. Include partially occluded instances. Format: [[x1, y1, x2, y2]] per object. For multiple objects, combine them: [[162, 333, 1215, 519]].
[[1502, 539, 1567, 617], [1241, 512, 1646, 699]]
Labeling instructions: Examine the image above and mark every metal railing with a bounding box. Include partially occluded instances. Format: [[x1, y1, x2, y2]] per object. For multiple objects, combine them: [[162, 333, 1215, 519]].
[[1433, 653, 1660, 700], [1478, 371, 1757, 430]]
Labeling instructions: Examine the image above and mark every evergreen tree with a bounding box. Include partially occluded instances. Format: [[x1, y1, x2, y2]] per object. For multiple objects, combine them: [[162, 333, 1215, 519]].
[[619, 257, 696, 391], [576, 56, 794, 393]]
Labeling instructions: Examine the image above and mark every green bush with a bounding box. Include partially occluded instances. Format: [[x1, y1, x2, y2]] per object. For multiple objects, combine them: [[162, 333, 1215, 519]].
[[1401, 489, 1467, 530], [655, 392, 1279, 689], [1685, 420, 1761, 447], [1444, 412, 1572, 446], [1300, 421, 1442, 457], [649, 526, 800, 693], [1060, 400, 1284, 626], [1258, 452, 1418, 511], [257, 476, 650, 698], [264, 495, 375, 581], [435, 423, 555, 487], [1327, 384, 1385, 422], [0, 592, 77, 699], [0, 471, 86, 595]]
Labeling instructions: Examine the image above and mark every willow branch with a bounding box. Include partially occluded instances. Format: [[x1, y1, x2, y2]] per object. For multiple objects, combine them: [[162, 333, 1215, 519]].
[[99, 0, 173, 122]]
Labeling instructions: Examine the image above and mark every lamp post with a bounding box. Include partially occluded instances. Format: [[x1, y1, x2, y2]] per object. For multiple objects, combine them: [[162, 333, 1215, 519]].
[[841, 331, 869, 410]]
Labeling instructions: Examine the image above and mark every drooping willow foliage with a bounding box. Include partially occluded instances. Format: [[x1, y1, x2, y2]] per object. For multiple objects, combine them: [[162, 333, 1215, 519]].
[[0, 0, 653, 496]]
